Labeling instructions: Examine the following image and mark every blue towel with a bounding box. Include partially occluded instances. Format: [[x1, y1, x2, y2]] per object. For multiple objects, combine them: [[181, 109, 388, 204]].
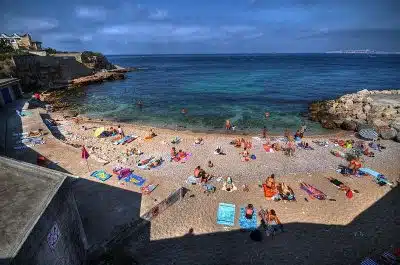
[[124, 173, 146, 186], [217, 203, 236, 226], [239, 207, 257, 230], [90, 170, 112, 182], [359, 168, 393, 185]]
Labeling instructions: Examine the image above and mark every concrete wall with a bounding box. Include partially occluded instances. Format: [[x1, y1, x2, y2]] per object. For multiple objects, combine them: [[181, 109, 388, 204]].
[[12, 55, 92, 92], [0, 80, 22, 107], [12, 179, 88, 265]]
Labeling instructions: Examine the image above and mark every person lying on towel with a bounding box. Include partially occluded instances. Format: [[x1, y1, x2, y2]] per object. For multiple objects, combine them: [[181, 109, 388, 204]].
[[263, 174, 279, 200], [245, 204, 254, 219], [348, 157, 362, 175]]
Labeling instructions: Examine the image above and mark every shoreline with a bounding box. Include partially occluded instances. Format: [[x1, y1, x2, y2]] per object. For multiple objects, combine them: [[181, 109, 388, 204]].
[[57, 111, 350, 139]]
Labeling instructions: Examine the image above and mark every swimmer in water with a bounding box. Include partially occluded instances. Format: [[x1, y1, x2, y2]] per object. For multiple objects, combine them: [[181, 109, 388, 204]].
[[181, 108, 187, 114]]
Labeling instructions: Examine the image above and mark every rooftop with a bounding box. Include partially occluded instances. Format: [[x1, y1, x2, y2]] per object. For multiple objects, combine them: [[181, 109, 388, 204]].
[[0, 78, 19, 87], [0, 156, 67, 259]]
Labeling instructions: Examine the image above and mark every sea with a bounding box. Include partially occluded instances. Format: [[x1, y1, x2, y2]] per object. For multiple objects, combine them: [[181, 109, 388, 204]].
[[66, 54, 400, 134]]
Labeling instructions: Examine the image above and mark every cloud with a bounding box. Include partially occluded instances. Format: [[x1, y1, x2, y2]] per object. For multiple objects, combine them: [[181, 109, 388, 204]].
[[99, 23, 259, 42], [75, 6, 107, 19], [148, 9, 168, 20], [5, 18, 59, 32]]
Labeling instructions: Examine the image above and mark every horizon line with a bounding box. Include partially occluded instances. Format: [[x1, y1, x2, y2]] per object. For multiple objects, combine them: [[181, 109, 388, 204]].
[[105, 52, 400, 56]]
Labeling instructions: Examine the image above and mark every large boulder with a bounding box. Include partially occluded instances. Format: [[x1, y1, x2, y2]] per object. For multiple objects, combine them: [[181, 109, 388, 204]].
[[363, 104, 371, 113], [390, 120, 400, 132], [321, 119, 337, 129], [379, 127, 397, 140], [371, 118, 389, 129], [381, 106, 398, 119], [396, 132, 400, 142], [341, 120, 357, 131]]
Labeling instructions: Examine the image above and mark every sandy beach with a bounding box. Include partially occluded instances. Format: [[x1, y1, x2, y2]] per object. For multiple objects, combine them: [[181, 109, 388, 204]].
[[37, 110, 400, 264]]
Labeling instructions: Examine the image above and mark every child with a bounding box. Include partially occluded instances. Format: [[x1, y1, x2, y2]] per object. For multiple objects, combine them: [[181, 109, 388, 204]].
[[245, 204, 254, 219], [208, 160, 214, 168]]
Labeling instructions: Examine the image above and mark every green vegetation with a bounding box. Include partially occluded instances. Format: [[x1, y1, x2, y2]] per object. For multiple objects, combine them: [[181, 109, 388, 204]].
[[44, 47, 57, 54], [0, 39, 14, 53], [81, 51, 104, 62]]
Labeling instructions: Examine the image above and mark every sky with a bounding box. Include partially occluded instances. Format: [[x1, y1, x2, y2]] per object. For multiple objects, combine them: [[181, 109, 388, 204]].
[[1, 0, 399, 54]]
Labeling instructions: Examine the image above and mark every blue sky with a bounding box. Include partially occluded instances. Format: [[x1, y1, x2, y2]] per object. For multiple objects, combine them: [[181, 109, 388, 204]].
[[1, 0, 399, 54]]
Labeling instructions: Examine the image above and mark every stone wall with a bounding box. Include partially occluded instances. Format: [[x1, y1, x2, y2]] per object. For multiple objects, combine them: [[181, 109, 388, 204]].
[[309, 89, 400, 141], [12, 178, 88, 265], [9, 55, 93, 92]]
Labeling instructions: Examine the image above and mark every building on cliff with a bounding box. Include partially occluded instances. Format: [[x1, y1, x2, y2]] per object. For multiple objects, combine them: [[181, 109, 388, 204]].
[[0, 33, 42, 51]]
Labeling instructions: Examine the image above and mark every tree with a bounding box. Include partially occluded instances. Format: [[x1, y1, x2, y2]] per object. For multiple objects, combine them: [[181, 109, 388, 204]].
[[0, 39, 14, 53], [44, 47, 57, 54]]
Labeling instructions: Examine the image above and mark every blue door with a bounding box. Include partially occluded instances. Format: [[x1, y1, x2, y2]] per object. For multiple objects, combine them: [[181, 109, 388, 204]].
[[1, 87, 12, 104]]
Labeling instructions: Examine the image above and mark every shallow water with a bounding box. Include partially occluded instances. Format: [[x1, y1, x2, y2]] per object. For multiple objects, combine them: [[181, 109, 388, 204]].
[[66, 54, 400, 134]]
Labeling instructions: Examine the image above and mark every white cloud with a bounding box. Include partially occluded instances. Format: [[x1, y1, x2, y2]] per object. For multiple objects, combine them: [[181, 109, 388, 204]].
[[148, 9, 168, 20], [6, 18, 59, 32], [244, 32, 264, 39], [75, 6, 107, 19], [99, 23, 259, 42]]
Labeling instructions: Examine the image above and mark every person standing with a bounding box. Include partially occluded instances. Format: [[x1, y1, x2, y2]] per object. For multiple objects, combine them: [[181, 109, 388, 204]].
[[117, 125, 125, 137]]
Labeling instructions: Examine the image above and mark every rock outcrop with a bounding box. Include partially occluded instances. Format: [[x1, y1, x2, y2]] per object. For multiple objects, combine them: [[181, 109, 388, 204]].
[[309, 89, 400, 140], [71, 72, 125, 87], [80, 51, 115, 71]]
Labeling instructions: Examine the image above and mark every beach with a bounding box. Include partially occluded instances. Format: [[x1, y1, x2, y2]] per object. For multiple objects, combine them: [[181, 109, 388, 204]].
[[41, 110, 400, 264]]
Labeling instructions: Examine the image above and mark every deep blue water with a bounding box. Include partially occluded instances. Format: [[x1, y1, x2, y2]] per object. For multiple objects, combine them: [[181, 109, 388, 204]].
[[67, 54, 400, 134]]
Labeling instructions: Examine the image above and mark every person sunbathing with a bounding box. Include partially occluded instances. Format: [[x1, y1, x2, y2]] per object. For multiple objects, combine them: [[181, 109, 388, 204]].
[[327, 177, 358, 198], [146, 129, 157, 139], [241, 148, 250, 157], [148, 157, 162, 169], [214, 146, 226, 155], [245, 204, 254, 219], [363, 147, 375, 157], [176, 149, 184, 158], [170, 147, 177, 161], [272, 142, 281, 151], [195, 137, 203, 144], [348, 157, 362, 175], [263, 174, 278, 200], [138, 157, 154, 166], [194, 166, 201, 178]]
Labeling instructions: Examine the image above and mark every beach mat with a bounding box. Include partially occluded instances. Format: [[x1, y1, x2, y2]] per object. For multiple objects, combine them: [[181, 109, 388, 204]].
[[124, 173, 146, 186], [90, 170, 112, 182], [239, 207, 257, 231], [217, 203, 236, 226], [186, 176, 200, 185], [359, 168, 393, 186]]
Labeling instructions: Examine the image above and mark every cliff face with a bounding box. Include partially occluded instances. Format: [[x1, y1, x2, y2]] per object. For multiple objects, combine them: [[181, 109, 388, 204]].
[[0, 54, 95, 92], [309, 89, 400, 141]]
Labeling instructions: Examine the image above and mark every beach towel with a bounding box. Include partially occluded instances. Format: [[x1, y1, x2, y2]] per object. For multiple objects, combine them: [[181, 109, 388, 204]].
[[90, 170, 112, 182], [171, 137, 181, 144], [359, 168, 393, 186], [300, 182, 327, 200], [216, 203, 236, 226], [360, 258, 379, 265], [263, 144, 275, 153], [331, 149, 347, 158], [222, 181, 237, 192], [277, 183, 296, 201], [124, 173, 146, 186], [239, 207, 257, 230], [186, 176, 200, 185], [141, 183, 158, 195], [122, 135, 138, 145], [116, 168, 132, 180]]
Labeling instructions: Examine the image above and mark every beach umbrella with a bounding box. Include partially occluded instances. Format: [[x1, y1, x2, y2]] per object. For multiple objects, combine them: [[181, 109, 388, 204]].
[[358, 128, 379, 140], [94, 127, 105, 138]]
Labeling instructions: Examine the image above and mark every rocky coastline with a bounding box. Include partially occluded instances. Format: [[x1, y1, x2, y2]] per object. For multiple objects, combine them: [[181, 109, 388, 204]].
[[309, 89, 400, 141]]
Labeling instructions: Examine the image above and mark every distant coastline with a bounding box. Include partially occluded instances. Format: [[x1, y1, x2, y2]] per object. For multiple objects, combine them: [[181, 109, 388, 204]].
[[325, 49, 400, 55]]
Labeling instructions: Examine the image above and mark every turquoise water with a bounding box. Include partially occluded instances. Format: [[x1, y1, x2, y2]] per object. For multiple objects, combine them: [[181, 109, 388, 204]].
[[66, 54, 400, 134]]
